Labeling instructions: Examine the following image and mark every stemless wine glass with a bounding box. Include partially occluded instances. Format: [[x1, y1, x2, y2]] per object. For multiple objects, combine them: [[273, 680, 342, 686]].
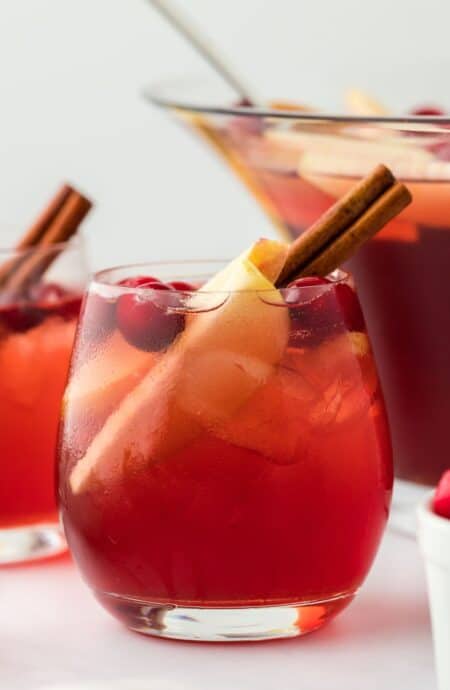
[[58, 261, 392, 641], [0, 237, 88, 563], [145, 80, 450, 505]]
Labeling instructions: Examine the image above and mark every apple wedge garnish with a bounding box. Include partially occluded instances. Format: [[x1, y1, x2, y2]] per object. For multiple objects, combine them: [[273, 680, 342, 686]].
[[243, 238, 289, 283], [69, 239, 290, 494]]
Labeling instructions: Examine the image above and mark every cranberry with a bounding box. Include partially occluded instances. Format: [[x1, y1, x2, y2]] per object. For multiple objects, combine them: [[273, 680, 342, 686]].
[[287, 277, 364, 347], [236, 98, 254, 108], [143, 281, 172, 292], [228, 98, 264, 138], [0, 303, 44, 332], [29, 282, 81, 322], [118, 275, 162, 288], [43, 294, 82, 322], [30, 282, 68, 304], [116, 282, 184, 352], [410, 105, 445, 117], [334, 283, 365, 332], [288, 276, 329, 293], [169, 280, 196, 292], [433, 470, 450, 519]]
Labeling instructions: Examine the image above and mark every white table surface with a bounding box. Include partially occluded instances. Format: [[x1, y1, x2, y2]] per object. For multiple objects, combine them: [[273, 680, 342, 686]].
[[0, 526, 435, 690]]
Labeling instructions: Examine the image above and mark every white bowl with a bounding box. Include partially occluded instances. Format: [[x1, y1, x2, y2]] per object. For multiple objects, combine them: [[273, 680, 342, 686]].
[[417, 493, 450, 690]]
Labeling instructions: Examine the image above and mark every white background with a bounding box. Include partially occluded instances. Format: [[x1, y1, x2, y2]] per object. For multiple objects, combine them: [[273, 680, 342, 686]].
[[0, 0, 450, 269]]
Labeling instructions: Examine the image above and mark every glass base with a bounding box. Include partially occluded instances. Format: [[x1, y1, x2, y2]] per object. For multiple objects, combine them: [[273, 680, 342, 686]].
[[0, 523, 67, 564], [96, 590, 355, 641], [389, 479, 429, 539]]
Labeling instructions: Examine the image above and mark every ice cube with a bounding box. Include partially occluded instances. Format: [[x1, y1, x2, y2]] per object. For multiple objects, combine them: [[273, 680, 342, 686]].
[[69, 249, 290, 493]]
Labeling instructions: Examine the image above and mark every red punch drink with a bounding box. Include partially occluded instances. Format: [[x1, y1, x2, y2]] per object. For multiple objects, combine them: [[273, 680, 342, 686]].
[[59, 245, 392, 641], [0, 289, 81, 527], [0, 234, 88, 563]]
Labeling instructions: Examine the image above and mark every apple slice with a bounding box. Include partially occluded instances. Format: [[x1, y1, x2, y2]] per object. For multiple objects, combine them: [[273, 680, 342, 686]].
[[69, 241, 290, 494], [345, 89, 390, 116], [62, 331, 156, 450], [298, 157, 450, 228], [244, 238, 289, 284], [264, 127, 434, 178], [298, 147, 450, 184], [64, 331, 156, 410], [266, 128, 428, 158], [177, 350, 274, 425]]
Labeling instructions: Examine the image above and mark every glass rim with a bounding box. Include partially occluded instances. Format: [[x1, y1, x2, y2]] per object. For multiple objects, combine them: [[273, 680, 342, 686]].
[[144, 78, 450, 126], [92, 260, 350, 296], [0, 236, 82, 259]]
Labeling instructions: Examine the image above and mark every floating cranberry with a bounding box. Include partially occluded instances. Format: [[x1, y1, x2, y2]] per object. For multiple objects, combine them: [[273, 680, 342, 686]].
[[0, 281, 83, 335], [287, 276, 329, 294], [119, 275, 162, 288], [287, 276, 364, 347], [0, 303, 44, 332], [53, 295, 82, 321], [116, 282, 184, 352], [228, 98, 264, 138], [334, 283, 365, 332], [433, 470, 450, 519], [29, 282, 82, 321], [410, 105, 445, 117], [236, 98, 254, 108], [30, 282, 68, 304], [169, 280, 196, 292]]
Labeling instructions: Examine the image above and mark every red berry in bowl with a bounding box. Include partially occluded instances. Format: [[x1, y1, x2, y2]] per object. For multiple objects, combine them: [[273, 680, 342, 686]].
[[236, 98, 253, 108], [433, 470, 450, 519], [410, 105, 445, 117], [30, 282, 68, 304], [117, 282, 184, 352], [228, 99, 264, 137], [0, 303, 44, 333]]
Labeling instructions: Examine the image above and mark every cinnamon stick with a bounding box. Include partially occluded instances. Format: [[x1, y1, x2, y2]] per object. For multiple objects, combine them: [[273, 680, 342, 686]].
[[276, 164, 411, 286], [0, 185, 92, 300], [0, 185, 74, 288], [16, 184, 73, 250], [300, 182, 411, 277]]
